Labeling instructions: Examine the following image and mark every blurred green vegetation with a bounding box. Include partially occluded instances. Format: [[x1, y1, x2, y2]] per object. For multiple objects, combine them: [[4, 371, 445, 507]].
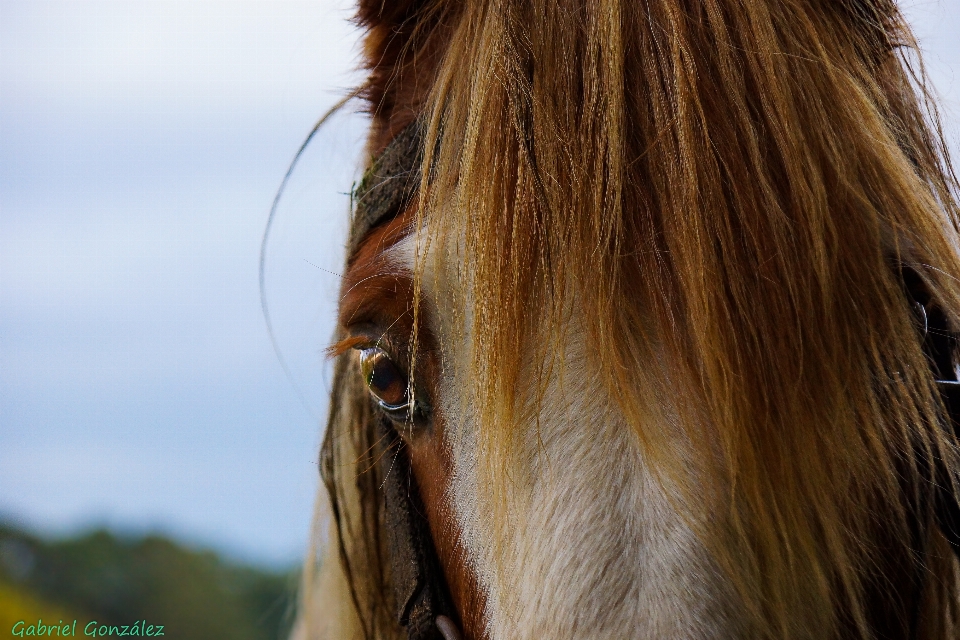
[[0, 522, 298, 640]]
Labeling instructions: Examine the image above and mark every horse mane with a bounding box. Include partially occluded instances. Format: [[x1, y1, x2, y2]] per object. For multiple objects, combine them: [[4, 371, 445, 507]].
[[297, 1, 960, 638]]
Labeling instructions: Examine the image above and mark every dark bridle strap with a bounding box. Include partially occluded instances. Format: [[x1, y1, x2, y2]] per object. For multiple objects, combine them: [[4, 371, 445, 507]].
[[903, 267, 960, 554], [349, 120, 424, 257], [935, 389, 960, 551], [377, 416, 458, 640]]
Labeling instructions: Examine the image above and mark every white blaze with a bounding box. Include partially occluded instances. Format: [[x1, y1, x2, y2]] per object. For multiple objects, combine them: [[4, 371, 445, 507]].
[[389, 231, 737, 639]]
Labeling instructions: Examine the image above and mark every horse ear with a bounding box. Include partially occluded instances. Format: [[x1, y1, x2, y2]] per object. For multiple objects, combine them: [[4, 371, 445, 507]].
[[356, 0, 453, 152]]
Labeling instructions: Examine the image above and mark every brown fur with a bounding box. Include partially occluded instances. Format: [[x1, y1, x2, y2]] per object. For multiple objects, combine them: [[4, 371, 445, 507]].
[[355, 0, 459, 154], [315, 205, 486, 638]]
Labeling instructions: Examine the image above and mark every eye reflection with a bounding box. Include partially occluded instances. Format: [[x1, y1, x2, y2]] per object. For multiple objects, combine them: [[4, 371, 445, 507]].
[[359, 347, 411, 411]]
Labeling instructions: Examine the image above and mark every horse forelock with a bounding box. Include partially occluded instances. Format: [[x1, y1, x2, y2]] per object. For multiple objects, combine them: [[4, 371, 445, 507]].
[[304, 0, 960, 638]]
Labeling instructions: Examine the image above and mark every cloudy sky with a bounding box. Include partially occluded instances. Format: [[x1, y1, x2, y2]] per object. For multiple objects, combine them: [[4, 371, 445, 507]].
[[1, 1, 959, 568], [0, 0, 366, 567]]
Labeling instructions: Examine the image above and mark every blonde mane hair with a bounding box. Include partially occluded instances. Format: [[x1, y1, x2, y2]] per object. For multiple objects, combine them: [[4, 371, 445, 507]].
[[297, 0, 960, 638]]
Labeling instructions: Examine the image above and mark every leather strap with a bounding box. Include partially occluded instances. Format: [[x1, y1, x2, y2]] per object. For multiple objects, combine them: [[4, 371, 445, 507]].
[[904, 267, 960, 554], [377, 416, 457, 639], [349, 121, 424, 257]]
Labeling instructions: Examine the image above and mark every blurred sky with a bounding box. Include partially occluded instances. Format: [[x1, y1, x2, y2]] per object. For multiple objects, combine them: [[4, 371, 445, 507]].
[[0, 0, 366, 568], [1, 1, 959, 569]]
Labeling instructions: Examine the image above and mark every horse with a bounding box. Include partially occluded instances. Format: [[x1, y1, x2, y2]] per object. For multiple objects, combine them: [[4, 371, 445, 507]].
[[291, 0, 960, 637]]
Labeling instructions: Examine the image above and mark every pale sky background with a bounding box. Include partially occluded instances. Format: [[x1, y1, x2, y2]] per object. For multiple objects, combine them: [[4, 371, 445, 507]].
[[1, 1, 959, 569]]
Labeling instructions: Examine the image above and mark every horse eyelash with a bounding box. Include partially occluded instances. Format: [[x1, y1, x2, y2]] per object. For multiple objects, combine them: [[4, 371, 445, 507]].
[[326, 336, 370, 358]]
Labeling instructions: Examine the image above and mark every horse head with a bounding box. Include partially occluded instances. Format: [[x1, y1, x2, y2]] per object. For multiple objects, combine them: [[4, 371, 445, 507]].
[[296, 1, 960, 638]]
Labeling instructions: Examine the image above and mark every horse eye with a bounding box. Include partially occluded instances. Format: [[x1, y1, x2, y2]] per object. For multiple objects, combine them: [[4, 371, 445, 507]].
[[358, 348, 411, 411]]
